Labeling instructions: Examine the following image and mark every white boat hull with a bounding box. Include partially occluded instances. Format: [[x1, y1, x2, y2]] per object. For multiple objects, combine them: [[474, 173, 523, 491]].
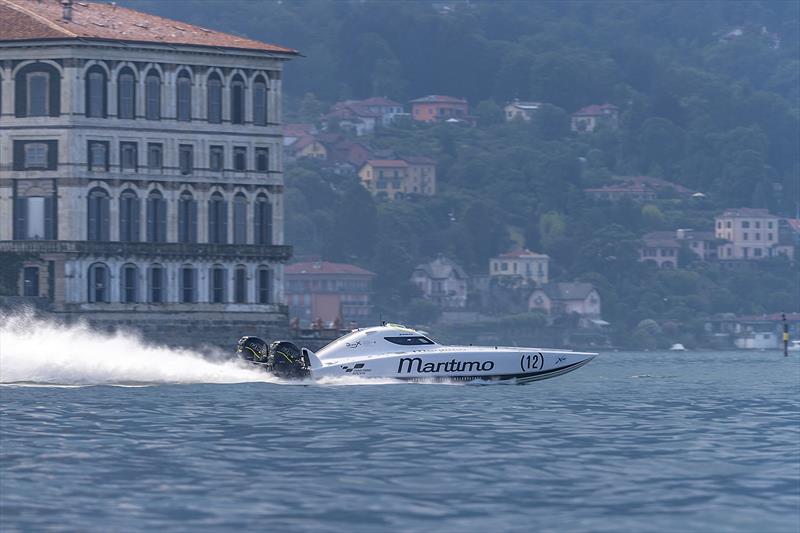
[[311, 346, 596, 383]]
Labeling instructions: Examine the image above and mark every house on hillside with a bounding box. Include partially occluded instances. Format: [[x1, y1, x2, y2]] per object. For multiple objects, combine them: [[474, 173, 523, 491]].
[[403, 156, 437, 195], [639, 232, 681, 268], [584, 183, 656, 202], [410, 95, 471, 124], [489, 249, 549, 286], [504, 99, 543, 122], [411, 256, 468, 308], [286, 136, 327, 160], [284, 261, 375, 327], [715, 208, 794, 260], [359, 159, 408, 200], [321, 104, 379, 136], [283, 123, 316, 146], [528, 282, 602, 320], [571, 103, 619, 133], [353, 97, 404, 125]]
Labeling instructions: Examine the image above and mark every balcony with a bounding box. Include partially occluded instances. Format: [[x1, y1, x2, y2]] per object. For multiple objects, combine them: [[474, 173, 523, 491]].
[[0, 240, 293, 261]]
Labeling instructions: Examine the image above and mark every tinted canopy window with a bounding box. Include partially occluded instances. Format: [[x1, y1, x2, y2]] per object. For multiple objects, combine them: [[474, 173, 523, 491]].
[[384, 336, 435, 346]]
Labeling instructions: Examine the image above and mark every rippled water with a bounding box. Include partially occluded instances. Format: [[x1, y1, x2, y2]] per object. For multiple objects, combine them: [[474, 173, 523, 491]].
[[1, 350, 799, 532]]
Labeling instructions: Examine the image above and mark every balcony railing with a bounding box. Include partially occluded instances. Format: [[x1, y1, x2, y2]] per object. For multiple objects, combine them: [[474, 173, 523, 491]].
[[0, 240, 292, 261]]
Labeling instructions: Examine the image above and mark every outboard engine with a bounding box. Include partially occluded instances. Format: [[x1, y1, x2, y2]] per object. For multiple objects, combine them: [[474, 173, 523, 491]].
[[267, 341, 311, 379], [237, 336, 269, 363], [236, 337, 310, 379]]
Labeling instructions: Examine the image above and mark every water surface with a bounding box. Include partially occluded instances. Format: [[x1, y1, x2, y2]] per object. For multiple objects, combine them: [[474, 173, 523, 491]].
[[2, 350, 799, 532]]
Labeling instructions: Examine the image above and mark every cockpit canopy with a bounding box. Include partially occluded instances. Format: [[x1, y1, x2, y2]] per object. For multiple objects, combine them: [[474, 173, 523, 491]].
[[316, 325, 439, 359]]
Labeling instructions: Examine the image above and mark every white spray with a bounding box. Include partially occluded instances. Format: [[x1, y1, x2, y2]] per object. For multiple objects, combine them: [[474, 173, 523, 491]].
[[0, 312, 275, 386]]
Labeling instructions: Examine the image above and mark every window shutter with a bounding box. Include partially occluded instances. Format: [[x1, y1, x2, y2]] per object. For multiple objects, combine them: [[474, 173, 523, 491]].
[[15, 74, 27, 117], [87, 197, 97, 241], [190, 201, 198, 243], [146, 198, 155, 242], [208, 201, 216, 243], [254, 204, 262, 245], [100, 197, 110, 241], [131, 197, 140, 242], [157, 199, 167, 242], [14, 198, 27, 240], [220, 201, 228, 244], [50, 71, 61, 117], [44, 197, 54, 239], [264, 202, 273, 245]]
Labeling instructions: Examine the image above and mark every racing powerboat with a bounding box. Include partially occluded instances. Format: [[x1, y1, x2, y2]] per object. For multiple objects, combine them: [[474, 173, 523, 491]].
[[236, 324, 596, 384]]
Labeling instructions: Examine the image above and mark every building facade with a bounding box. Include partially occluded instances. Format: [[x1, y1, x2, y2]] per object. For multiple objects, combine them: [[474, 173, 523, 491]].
[[409, 95, 469, 123], [489, 249, 549, 286], [0, 0, 297, 341], [284, 261, 375, 327], [528, 282, 602, 319], [504, 100, 542, 122], [715, 208, 793, 260], [410, 256, 468, 309], [570, 103, 619, 133]]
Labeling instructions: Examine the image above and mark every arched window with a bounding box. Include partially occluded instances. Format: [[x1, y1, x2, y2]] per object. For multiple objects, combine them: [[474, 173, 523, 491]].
[[148, 264, 166, 303], [88, 262, 110, 303], [145, 69, 161, 120], [233, 193, 247, 244], [234, 265, 247, 303], [119, 189, 140, 242], [180, 265, 196, 303], [146, 190, 167, 242], [121, 263, 139, 303], [178, 190, 198, 243], [254, 193, 272, 245], [87, 187, 110, 241], [230, 74, 245, 124], [176, 69, 192, 121], [210, 264, 227, 303], [256, 266, 270, 304], [117, 67, 136, 119], [85, 65, 108, 118], [207, 72, 222, 124], [208, 192, 228, 244], [252, 75, 268, 126], [15, 62, 61, 117]]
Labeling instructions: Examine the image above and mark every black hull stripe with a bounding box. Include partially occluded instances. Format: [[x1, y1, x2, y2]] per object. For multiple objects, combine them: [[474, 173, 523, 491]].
[[388, 359, 591, 384]]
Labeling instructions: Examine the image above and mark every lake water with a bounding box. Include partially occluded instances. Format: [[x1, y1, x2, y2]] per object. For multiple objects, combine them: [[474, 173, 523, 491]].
[[1, 317, 799, 532]]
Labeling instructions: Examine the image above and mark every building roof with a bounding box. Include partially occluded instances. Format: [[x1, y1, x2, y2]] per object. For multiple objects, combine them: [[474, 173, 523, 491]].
[[538, 282, 597, 301], [0, 0, 297, 55], [413, 257, 467, 280], [496, 249, 549, 259], [409, 95, 468, 105], [283, 123, 316, 138], [364, 159, 408, 169], [357, 96, 402, 107], [507, 100, 543, 110], [642, 232, 680, 247], [719, 208, 778, 219], [585, 184, 652, 194], [572, 103, 618, 117], [785, 219, 800, 232], [285, 262, 375, 277], [402, 155, 437, 165]]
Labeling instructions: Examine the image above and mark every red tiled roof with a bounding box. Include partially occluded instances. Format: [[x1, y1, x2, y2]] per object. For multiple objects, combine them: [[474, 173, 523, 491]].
[[573, 103, 618, 116], [285, 262, 375, 277], [585, 185, 651, 193], [358, 97, 401, 107], [786, 219, 800, 232], [0, 0, 297, 55], [409, 95, 468, 104], [719, 208, 778, 218], [402, 155, 436, 165], [364, 159, 408, 168], [283, 123, 315, 137], [497, 249, 548, 259]]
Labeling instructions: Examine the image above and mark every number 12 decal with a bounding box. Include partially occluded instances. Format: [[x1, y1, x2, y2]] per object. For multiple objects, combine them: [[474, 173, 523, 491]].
[[520, 352, 544, 372]]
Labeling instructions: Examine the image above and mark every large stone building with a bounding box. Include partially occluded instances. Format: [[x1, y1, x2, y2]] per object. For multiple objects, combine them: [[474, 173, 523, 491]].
[[0, 0, 297, 344], [715, 208, 794, 260]]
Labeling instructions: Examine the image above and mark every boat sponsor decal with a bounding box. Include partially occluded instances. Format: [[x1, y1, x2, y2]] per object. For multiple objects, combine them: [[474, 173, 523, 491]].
[[340, 363, 371, 375], [397, 357, 495, 374], [345, 341, 362, 348], [520, 352, 545, 372], [556, 356, 566, 364]]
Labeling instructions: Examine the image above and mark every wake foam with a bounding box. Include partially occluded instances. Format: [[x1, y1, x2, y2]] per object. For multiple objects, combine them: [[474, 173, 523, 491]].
[[0, 312, 275, 386]]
